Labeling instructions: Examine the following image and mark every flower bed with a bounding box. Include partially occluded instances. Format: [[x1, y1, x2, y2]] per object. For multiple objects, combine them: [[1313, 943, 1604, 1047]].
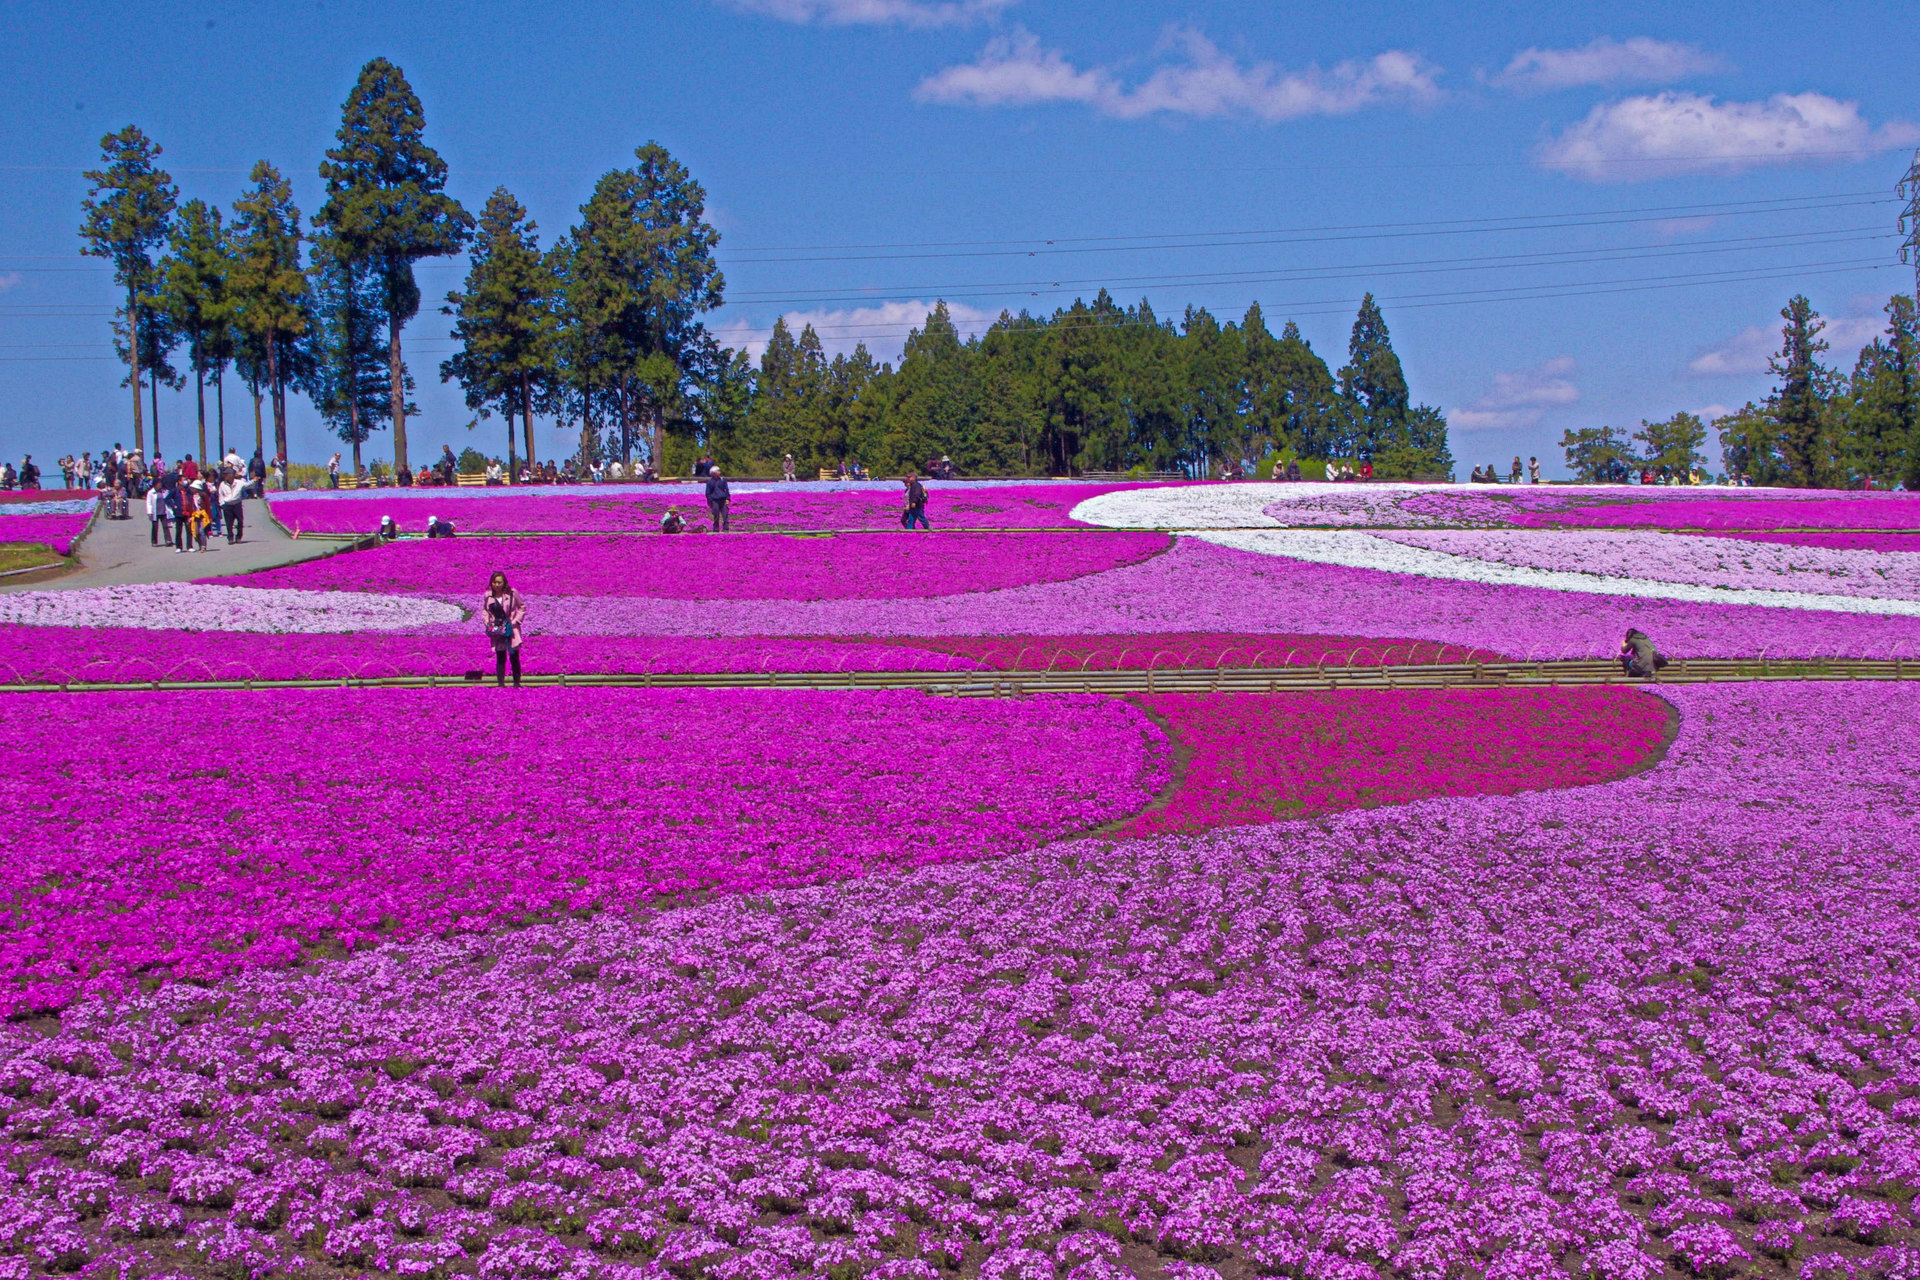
[[0, 511, 93, 557], [1122, 687, 1671, 834], [1373, 528, 1920, 602], [3, 682, 1918, 1279], [1197, 529, 1920, 616], [0, 687, 1168, 1015], [270, 482, 1180, 535], [492, 537, 1920, 660], [218, 531, 1172, 600], [0, 629, 992, 685], [0, 629, 1498, 687], [1717, 530, 1920, 553], [0, 583, 462, 632]]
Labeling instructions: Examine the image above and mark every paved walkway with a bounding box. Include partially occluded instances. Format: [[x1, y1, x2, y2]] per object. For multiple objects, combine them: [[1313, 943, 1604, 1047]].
[[4, 499, 341, 591]]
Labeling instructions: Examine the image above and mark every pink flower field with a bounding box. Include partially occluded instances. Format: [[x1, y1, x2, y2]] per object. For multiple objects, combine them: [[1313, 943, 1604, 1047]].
[[9, 480, 1920, 1280], [2, 682, 1916, 1280], [269, 483, 1175, 536], [220, 531, 1171, 600]]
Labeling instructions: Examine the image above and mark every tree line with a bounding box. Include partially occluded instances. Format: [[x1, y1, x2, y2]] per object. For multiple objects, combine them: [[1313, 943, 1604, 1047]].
[[1560, 293, 1920, 487], [78, 57, 1453, 480]]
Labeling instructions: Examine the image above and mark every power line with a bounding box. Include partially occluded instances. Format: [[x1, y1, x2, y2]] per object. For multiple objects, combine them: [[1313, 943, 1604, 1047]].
[[722, 228, 1894, 306], [724, 197, 1897, 266]]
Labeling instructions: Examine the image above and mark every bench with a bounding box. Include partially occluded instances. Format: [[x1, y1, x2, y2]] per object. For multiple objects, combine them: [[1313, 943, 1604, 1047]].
[[456, 473, 488, 487]]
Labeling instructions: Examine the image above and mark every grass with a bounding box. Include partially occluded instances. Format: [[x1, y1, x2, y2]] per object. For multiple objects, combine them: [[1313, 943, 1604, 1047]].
[[0, 541, 65, 575]]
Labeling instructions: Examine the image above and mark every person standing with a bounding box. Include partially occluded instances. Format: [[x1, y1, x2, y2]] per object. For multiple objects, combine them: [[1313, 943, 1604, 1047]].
[[1527, 456, 1540, 484], [1509, 456, 1523, 484], [483, 570, 526, 688], [165, 475, 187, 552], [901, 473, 930, 530], [705, 465, 731, 531], [219, 469, 246, 544], [145, 480, 165, 546], [19, 455, 39, 491], [327, 452, 341, 489], [247, 449, 266, 498]]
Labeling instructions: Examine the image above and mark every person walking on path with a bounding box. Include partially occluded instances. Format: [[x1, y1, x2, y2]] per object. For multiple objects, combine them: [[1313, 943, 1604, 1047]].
[[901, 473, 931, 530], [219, 470, 247, 544], [483, 571, 526, 688], [705, 466, 731, 531]]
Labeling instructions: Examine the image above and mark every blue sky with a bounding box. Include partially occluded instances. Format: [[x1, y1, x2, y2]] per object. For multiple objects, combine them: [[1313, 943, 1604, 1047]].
[[1, 0, 1915, 475]]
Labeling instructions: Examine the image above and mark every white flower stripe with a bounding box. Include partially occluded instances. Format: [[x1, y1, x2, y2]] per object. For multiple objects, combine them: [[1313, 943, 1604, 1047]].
[[1374, 529, 1920, 603], [1191, 530, 1920, 617]]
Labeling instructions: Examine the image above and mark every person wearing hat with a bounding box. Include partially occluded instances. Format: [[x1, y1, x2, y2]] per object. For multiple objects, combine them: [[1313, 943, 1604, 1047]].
[[377, 515, 400, 542], [425, 514, 455, 539], [782, 453, 796, 482]]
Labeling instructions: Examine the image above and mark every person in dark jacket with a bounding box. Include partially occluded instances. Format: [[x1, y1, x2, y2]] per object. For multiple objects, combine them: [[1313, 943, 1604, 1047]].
[[901, 474, 930, 530], [705, 466, 731, 531], [1619, 628, 1669, 678]]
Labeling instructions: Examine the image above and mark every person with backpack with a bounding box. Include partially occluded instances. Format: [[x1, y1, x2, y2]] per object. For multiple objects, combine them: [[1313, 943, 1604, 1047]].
[[483, 570, 526, 688], [901, 474, 930, 530]]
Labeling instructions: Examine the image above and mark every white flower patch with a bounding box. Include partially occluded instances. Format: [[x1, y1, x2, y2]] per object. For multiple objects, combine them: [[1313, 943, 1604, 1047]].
[[1191, 530, 1920, 617], [1074, 483, 1629, 530], [0, 584, 465, 633], [1375, 529, 1920, 603]]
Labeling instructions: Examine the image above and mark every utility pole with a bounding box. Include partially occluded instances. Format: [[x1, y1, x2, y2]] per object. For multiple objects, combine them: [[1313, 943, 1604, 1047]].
[[1901, 146, 1920, 306]]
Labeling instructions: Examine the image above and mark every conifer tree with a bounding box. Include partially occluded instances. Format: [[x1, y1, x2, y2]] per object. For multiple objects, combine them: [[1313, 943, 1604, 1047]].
[[442, 187, 557, 473], [318, 58, 471, 472], [80, 126, 176, 455], [159, 199, 234, 464], [230, 162, 309, 483], [1634, 411, 1708, 477], [1337, 294, 1411, 462], [1271, 320, 1341, 461], [306, 234, 402, 472], [1769, 295, 1831, 487]]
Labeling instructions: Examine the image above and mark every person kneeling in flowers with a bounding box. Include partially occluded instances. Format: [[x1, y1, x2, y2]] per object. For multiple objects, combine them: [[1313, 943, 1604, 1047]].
[[1619, 628, 1669, 679], [483, 571, 526, 688]]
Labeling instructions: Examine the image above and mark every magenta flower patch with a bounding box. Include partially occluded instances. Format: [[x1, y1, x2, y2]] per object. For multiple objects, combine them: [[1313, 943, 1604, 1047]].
[[1121, 687, 1670, 834], [217, 531, 1171, 600], [0, 687, 1168, 1016]]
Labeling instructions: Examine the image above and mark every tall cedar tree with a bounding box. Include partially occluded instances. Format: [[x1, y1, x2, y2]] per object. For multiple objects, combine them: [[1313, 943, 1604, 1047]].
[[306, 234, 403, 472], [1770, 295, 1831, 487], [1337, 293, 1410, 461], [230, 162, 309, 484], [559, 144, 723, 469], [1853, 295, 1920, 489], [159, 199, 233, 464], [442, 188, 558, 472], [80, 126, 176, 455], [318, 58, 471, 472], [111, 290, 181, 459]]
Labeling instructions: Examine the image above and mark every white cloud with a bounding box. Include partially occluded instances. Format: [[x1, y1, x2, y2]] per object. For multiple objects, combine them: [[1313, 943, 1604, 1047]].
[[723, 0, 1013, 27], [1688, 310, 1889, 378], [1539, 90, 1920, 181], [715, 300, 999, 363], [1449, 356, 1580, 431], [0, 272, 20, 293], [1694, 404, 1732, 422], [915, 26, 1442, 122], [1495, 37, 1721, 92]]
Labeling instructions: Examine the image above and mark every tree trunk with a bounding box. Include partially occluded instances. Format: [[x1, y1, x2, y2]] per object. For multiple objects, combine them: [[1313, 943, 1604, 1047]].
[[506, 400, 516, 483], [251, 381, 263, 457], [521, 372, 536, 467], [149, 367, 161, 462], [617, 380, 630, 466], [127, 284, 145, 455], [349, 397, 362, 473], [388, 286, 408, 473], [266, 333, 288, 490], [216, 368, 226, 459], [652, 400, 665, 476], [195, 362, 207, 465]]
